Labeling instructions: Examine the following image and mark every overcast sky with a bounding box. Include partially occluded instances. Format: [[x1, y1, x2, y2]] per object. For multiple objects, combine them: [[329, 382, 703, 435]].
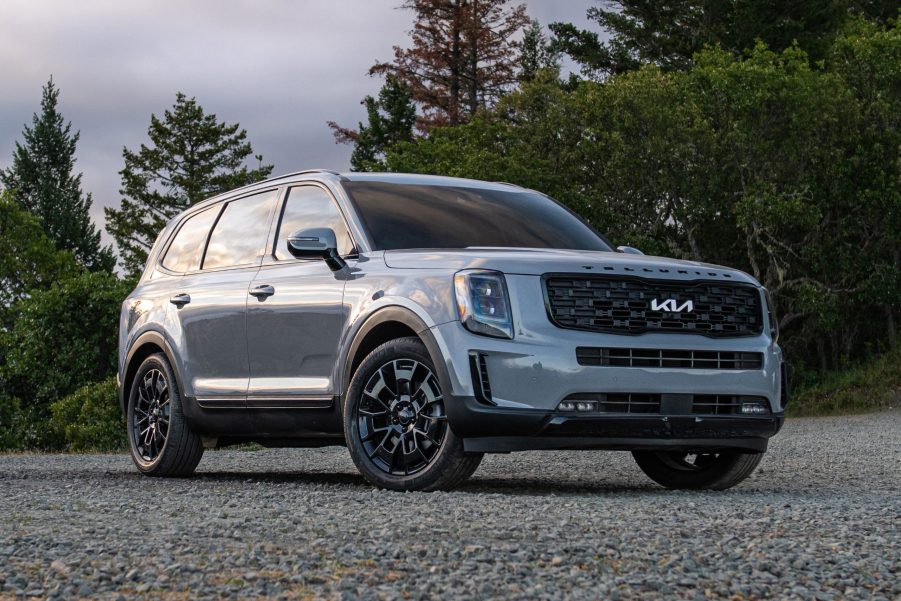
[[0, 0, 593, 250]]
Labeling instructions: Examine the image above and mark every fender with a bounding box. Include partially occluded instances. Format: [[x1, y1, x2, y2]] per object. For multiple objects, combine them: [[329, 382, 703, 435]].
[[120, 329, 188, 415], [339, 305, 451, 406]]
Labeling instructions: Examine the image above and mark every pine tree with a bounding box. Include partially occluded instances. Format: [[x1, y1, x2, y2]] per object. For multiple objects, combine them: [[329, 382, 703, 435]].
[[519, 19, 560, 81], [327, 77, 417, 171], [370, 0, 531, 128], [1, 79, 114, 271], [105, 93, 273, 276]]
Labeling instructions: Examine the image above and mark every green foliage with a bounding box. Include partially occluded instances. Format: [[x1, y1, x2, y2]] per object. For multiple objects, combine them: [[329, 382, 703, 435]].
[[519, 20, 560, 81], [0, 79, 114, 271], [49, 377, 125, 452], [550, 0, 859, 78], [0, 394, 61, 451], [0, 191, 78, 325], [385, 21, 901, 373], [1, 271, 131, 407], [105, 93, 274, 276], [788, 350, 901, 416], [329, 77, 417, 172]]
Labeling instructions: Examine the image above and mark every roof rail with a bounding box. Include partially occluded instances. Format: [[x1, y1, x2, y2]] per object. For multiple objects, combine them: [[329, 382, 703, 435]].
[[494, 181, 524, 188], [276, 168, 345, 179]]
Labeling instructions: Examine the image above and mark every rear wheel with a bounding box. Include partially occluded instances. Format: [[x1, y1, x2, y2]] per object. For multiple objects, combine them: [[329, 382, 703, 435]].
[[127, 353, 203, 477], [344, 337, 482, 491], [632, 450, 763, 490]]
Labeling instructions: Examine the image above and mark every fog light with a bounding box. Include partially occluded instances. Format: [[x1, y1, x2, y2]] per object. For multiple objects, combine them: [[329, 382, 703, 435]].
[[741, 402, 768, 415], [575, 401, 596, 412], [558, 401, 576, 411]]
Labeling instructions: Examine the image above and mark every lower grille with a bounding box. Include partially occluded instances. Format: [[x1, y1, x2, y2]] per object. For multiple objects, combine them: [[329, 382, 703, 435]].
[[560, 393, 770, 416], [577, 347, 763, 370]]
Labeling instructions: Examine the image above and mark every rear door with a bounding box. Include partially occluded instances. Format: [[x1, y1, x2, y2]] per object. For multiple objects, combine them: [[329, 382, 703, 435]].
[[161, 188, 279, 407], [245, 184, 356, 408]]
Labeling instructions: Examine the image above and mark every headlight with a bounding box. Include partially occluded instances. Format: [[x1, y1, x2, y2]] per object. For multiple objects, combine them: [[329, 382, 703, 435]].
[[454, 269, 513, 339]]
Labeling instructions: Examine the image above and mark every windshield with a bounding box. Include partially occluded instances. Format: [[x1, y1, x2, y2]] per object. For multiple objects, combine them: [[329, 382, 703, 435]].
[[343, 181, 612, 252]]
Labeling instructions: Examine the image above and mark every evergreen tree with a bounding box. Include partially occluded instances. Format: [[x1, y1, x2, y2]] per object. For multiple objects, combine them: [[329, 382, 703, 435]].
[[1, 79, 114, 271], [519, 20, 560, 82], [105, 93, 273, 276], [549, 0, 851, 79], [327, 77, 417, 171], [370, 0, 531, 128]]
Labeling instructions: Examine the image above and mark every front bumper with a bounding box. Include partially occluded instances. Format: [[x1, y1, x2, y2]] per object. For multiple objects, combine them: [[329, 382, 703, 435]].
[[446, 392, 783, 453], [428, 286, 785, 452]]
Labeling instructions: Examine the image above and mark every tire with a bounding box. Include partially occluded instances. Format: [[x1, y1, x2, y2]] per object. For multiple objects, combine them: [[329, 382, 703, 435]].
[[127, 353, 203, 477], [632, 450, 763, 490], [344, 337, 483, 491]]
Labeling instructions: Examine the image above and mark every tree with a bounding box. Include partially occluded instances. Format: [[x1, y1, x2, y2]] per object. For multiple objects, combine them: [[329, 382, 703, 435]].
[[519, 19, 560, 81], [370, 0, 531, 128], [327, 77, 417, 171], [0, 191, 77, 324], [549, 0, 850, 78], [105, 93, 273, 276], [1, 79, 114, 271]]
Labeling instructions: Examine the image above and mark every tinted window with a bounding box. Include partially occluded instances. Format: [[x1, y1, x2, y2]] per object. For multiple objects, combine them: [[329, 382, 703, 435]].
[[203, 190, 279, 269], [161, 207, 219, 272], [274, 186, 353, 260], [343, 182, 612, 251]]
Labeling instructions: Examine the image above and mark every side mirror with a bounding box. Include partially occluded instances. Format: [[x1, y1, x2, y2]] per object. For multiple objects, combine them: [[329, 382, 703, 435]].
[[287, 227, 346, 271], [616, 245, 644, 256]]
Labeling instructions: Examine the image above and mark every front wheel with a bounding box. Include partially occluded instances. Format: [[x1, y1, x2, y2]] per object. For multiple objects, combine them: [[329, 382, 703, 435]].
[[344, 337, 482, 491], [632, 450, 763, 490]]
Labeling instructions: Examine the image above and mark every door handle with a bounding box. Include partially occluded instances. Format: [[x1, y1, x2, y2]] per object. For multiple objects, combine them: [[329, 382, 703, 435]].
[[249, 284, 275, 298], [169, 293, 191, 306]]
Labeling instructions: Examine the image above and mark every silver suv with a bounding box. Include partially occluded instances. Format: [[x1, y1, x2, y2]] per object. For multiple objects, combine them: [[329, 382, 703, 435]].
[[118, 170, 786, 491]]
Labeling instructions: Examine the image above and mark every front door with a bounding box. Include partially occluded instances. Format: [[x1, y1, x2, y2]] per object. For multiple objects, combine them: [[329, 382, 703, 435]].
[[245, 184, 357, 408]]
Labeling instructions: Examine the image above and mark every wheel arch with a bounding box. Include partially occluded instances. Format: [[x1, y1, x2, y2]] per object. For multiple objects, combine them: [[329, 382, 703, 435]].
[[341, 306, 451, 404], [121, 331, 186, 415]]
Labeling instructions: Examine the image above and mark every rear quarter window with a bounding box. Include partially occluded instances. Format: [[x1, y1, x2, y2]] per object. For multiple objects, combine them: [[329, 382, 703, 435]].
[[160, 207, 219, 273]]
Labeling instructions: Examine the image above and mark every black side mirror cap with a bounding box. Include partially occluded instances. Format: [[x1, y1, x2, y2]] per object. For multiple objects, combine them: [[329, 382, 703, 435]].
[[287, 227, 347, 271]]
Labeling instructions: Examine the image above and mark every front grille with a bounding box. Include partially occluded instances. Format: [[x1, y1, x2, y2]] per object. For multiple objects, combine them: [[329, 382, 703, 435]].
[[560, 393, 770, 416], [576, 347, 763, 370], [544, 275, 763, 337]]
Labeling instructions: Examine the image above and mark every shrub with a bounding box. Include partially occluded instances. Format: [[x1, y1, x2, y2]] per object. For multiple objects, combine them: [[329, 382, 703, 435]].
[[50, 377, 126, 452], [1, 270, 131, 407]]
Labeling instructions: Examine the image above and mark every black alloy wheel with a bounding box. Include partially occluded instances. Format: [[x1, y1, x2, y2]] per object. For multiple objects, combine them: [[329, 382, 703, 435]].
[[344, 337, 483, 491], [357, 357, 448, 476], [127, 353, 204, 477], [132, 368, 170, 462]]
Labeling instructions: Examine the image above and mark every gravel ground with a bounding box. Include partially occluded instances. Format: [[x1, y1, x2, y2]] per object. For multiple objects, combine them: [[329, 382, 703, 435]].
[[1, 411, 899, 600]]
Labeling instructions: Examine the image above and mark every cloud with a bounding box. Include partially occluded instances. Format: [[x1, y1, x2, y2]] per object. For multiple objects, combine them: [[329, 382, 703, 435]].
[[0, 0, 592, 249]]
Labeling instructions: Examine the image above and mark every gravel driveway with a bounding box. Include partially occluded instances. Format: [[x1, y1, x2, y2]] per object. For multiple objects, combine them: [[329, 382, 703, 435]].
[[1, 411, 899, 600]]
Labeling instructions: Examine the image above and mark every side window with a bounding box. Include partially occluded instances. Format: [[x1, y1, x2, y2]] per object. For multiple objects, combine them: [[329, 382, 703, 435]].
[[274, 186, 353, 260], [160, 207, 218, 273], [203, 190, 279, 270]]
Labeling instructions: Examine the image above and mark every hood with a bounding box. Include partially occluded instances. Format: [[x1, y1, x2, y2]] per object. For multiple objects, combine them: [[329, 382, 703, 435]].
[[383, 248, 760, 286]]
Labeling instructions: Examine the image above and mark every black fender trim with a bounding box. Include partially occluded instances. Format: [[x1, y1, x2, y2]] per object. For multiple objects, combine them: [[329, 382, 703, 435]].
[[340, 306, 451, 402], [121, 331, 187, 415]]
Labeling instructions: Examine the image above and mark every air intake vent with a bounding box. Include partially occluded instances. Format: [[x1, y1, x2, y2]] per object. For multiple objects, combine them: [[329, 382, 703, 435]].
[[544, 275, 763, 337], [576, 347, 763, 370], [469, 352, 493, 405]]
